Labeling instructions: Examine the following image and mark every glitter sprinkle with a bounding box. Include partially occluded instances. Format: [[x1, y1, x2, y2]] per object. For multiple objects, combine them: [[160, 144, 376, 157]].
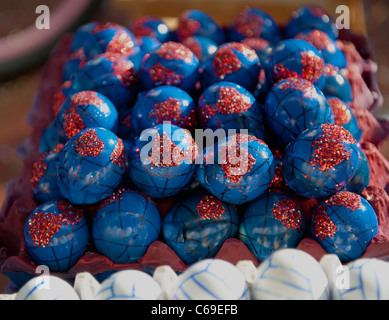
[[241, 37, 270, 52], [327, 97, 352, 126], [295, 30, 334, 52], [129, 16, 156, 38], [311, 124, 356, 171], [149, 62, 184, 86], [216, 86, 252, 115], [73, 128, 105, 157], [272, 199, 303, 230], [197, 195, 226, 220], [233, 8, 264, 38], [106, 54, 138, 88], [268, 164, 288, 192], [301, 51, 324, 83], [213, 45, 242, 78], [30, 155, 48, 189], [177, 17, 201, 41], [149, 133, 184, 167], [182, 37, 202, 60], [107, 30, 135, 57], [52, 81, 72, 117], [28, 201, 83, 247], [69, 48, 86, 69], [158, 42, 194, 62], [110, 138, 126, 168], [63, 106, 86, 139], [98, 188, 126, 210], [91, 22, 120, 34], [325, 191, 361, 211], [312, 205, 337, 240], [278, 77, 317, 99], [150, 98, 183, 123]]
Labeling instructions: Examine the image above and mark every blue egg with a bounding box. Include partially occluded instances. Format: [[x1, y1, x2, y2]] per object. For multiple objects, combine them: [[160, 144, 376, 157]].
[[295, 29, 347, 69], [229, 7, 281, 44], [176, 9, 225, 44], [31, 145, 65, 203], [284, 6, 339, 39], [264, 77, 334, 146], [241, 38, 273, 64], [196, 133, 275, 205], [140, 41, 199, 93], [197, 81, 266, 140], [55, 90, 119, 141], [182, 35, 218, 62], [345, 147, 370, 194], [283, 123, 360, 198], [322, 64, 353, 103], [130, 85, 196, 136], [24, 201, 90, 272], [137, 36, 162, 58], [92, 189, 161, 263], [199, 42, 261, 92], [127, 123, 197, 198], [266, 39, 326, 89], [68, 21, 99, 54], [310, 191, 378, 262], [56, 127, 126, 204], [239, 192, 306, 261], [128, 15, 170, 43], [72, 53, 139, 112], [162, 194, 239, 265]]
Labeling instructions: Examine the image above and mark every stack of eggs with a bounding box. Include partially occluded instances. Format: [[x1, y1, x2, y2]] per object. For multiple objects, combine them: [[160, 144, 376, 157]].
[[22, 5, 383, 297]]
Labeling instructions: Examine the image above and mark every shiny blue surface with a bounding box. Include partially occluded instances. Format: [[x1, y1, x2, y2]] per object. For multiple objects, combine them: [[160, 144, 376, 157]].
[[128, 16, 170, 43], [264, 77, 334, 146], [68, 21, 99, 54], [39, 122, 65, 154], [92, 189, 161, 264], [310, 192, 378, 262], [182, 35, 218, 62], [197, 134, 275, 204], [137, 36, 162, 59], [197, 81, 266, 140], [24, 201, 90, 272], [162, 194, 239, 265], [56, 128, 126, 204], [239, 192, 306, 261], [283, 124, 360, 198], [345, 147, 370, 194], [322, 65, 353, 103]]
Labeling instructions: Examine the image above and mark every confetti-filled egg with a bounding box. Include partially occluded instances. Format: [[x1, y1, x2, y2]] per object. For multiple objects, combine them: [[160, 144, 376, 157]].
[[333, 258, 389, 300], [127, 123, 198, 198], [283, 123, 359, 198], [295, 29, 347, 69], [197, 81, 266, 140], [128, 15, 170, 43], [139, 41, 199, 92], [327, 96, 361, 142], [238, 192, 306, 261], [264, 77, 334, 146], [24, 201, 90, 272], [55, 90, 119, 141], [94, 270, 162, 300], [55, 127, 126, 204], [15, 275, 80, 300], [345, 147, 370, 194], [266, 39, 326, 89], [30, 144, 64, 203], [92, 189, 161, 264], [196, 133, 275, 205], [130, 85, 197, 136], [72, 53, 139, 112], [199, 42, 261, 92], [228, 7, 281, 44], [182, 35, 218, 62], [310, 191, 378, 262], [172, 259, 250, 300], [322, 64, 353, 103], [162, 194, 239, 265], [284, 6, 339, 39], [252, 249, 330, 300], [176, 9, 225, 44]]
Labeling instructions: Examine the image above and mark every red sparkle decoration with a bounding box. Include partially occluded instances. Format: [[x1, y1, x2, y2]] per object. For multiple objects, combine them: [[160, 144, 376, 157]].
[[325, 191, 361, 211], [268, 164, 288, 193], [106, 30, 136, 57], [91, 22, 120, 34], [149, 62, 184, 87], [216, 86, 252, 115], [149, 98, 183, 123], [233, 8, 264, 38], [312, 205, 337, 240], [196, 195, 226, 220], [182, 37, 202, 60], [110, 138, 126, 168], [301, 51, 325, 83], [149, 133, 183, 167], [28, 201, 84, 247], [106, 54, 138, 88], [69, 48, 87, 69], [98, 188, 126, 210], [30, 155, 48, 189], [272, 199, 303, 230], [278, 77, 317, 99], [213, 45, 242, 78], [177, 17, 201, 41], [241, 37, 270, 52], [129, 16, 156, 38], [63, 106, 86, 139], [73, 129, 105, 157], [158, 42, 194, 62], [325, 64, 339, 77], [327, 97, 352, 126], [51, 81, 71, 117], [311, 124, 356, 171], [295, 30, 334, 52]]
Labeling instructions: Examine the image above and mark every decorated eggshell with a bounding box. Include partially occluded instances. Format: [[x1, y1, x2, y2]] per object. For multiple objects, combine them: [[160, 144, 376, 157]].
[[196, 133, 275, 205], [55, 128, 126, 204], [345, 147, 370, 194], [137, 36, 162, 59], [322, 64, 353, 103], [252, 248, 330, 300], [68, 21, 99, 54], [182, 35, 218, 62], [128, 15, 170, 43], [94, 270, 162, 300], [62, 48, 87, 81], [241, 37, 272, 64], [162, 194, 239, 265], [238, 192, 306, 261], [310, 191, 378, 262], [24, 201, 90, 272], [172, 259, 249, 300], [283, 123, 359, 198], [15, 275, 79, 300], [92, 189, 161, 264]]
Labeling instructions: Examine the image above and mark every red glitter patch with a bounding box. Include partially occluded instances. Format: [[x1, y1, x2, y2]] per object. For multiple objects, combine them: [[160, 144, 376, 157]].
[[296, 30, 334, 52], [149, 98, 183, 123], [182, 37, 202, 60], [63, 106, 86, 139], [30, 155, 48, 189], [327, 97, 352, 126], [278, 77, 317, 99], [107, 54, 138, 88], [28, 201, 84, 247], [107, 30, 136, 57], [158, 42, 193, 62], [325, 191, 361, 211], [312, 205, 337, 240], [216, 86, 252, 115], [177, 17, 201, 41], [149, 133, 184, 167], [268, 164, 288, 193], [129, 16, 156, 38], [272, 199, 303, 230], [91, 22, 120, 34], [52, 81, 71, 117], [73, 129, 105, 157], [241, 38, 270, 52], [198, 100, 217, 127], [98, 188, 126, 210], [197, 195, 226, 220], [110, 138, 126, 168], [301, 51, 324, 83], [213, 45, 242, 78], [149, 62, 184, 87], [233, 8, 264, 38], [311, 124, 356, 171]]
